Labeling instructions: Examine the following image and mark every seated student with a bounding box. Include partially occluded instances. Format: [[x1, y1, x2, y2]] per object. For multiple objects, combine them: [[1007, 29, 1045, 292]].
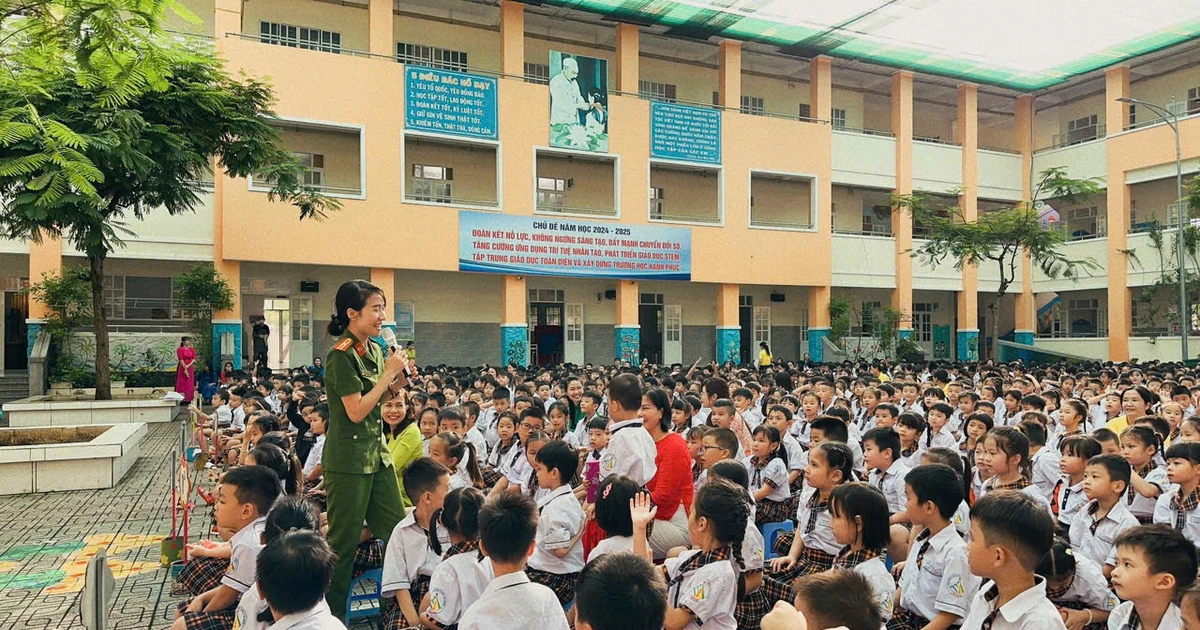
[[978, 426, 1053, 513], [1090, 428, 1121, 456], [381, 458, 452, 629], [921, 402, 959, 453], [462, 400, 489, 466], [704, 460, 774, 630], [710, 398, 752, 457], [828, 483, 896, 625], [875, 403, 900, 432], [459, 492, 569, 630], [863, 427, 912, 560], [480, 386, 511, 449], [1035, 536, 1117, 630], [1071, 454, 1139, 573], [420, 487, 494, 630], [254, 530, 342, 629], [960, 491, 1061, 630], [1054, 435, 1102, 530], [1018, 418, 1061, 501], [684, 426, 709, 485], [438, 406, 482, 479], [574, 552, 668, 630], [918, 448, 972, 538], [1109, 525, 1198, 630], [302, 403, 328, 488], [746, 425, 791, 526], [192, 389, 232, 444], [764, 405, 806, 494], [822, 406, 865, 473], [233, 497, 321, 630], [488, 407, 543, 497], [696, 428, 740, 490], [891, 464, 979, 630], [546, 401, 581, 449], [418, 408, 439, 457], [428, 431, 483, 491], [587, 475, 642, 562], [173, 466, 281, 630], [895, 413, 927, 468], [1153, 441, 1200, 550], [770, 442, 855, 585], [1120, 425, 1167, 524], [633, 477, 747, 630], [481, 412, 518, 489], [733, 387, 763, 430], [761, 569, 883, 630], [525, 440, 586, 606]]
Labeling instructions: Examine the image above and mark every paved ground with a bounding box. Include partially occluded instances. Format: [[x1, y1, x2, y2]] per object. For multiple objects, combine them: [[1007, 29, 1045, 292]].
[[0, 419, 379, 630]]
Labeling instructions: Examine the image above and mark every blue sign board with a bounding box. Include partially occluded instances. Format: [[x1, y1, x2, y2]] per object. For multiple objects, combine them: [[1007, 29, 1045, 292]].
[[650, 102, 721, 164], [459, 211, 691, 281], [404, 67, 498, 140]]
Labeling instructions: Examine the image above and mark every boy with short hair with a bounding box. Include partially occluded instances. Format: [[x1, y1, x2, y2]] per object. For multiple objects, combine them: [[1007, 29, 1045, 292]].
[[765, 405, 806, 489], [460, 493, 569, 630], [1153, 442, 1200, 549], [526, 440, 585, 605], [382, 458, 452, 629], [1018, 419, 1060, 501], [696, 428, 739, 489], [255, 530, 343, 629], [482, 386, 511, 449], [960, 491, 1064, 629], [1070, 454, 1138, 574], [172, 466, 281, 630], [461, 400, 489, 464], [892, 464, 979, 630], [761, 569, 882, 630], [732, 387, 763, 430], [1109, 525, 1198, 630], [1054, 435, 1102, 529], [572, 390, 605, 444], [302, 403, 328, 486], [711, 398, 751, 456], [875, 403, 900, 431], [1091, 428, 1121, 456], [573, 542, 667, 630], [863, 427, 912, 560]]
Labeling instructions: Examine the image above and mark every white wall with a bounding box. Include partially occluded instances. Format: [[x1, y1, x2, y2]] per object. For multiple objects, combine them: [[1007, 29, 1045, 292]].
[[831, 235, 897, 288], [911, 241, 964, 291], [1031, 141, 1108, 185], [977, 150, 1023, 201], [912, 142, 963, 193], [831, 132, 896, 189], [63, 190, 215, 262]]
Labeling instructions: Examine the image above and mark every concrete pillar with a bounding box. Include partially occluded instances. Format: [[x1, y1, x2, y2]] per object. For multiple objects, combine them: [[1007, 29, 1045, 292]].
[[210, 165, 243, 369], [501, 275, 527, 367], [808, 286, 831, 363], [26, 234, 62, 357], [615, 280, 640, 364], [810, 56, 832, 123], [499, 1, 525, 78], [891, 71, 914, 333], [368, 0, 392, 57], [716, 283, 740, 364], [718, 41, 741, 109], [1013, 95, 1036, 346], [1106, 66, 1131, 361], [615, 23, 639, 94], [957, 83, 980, 361], [371, 268, 396, 335]]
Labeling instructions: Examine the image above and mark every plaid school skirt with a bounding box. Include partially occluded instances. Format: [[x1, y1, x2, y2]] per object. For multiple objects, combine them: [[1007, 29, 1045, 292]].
[[754, 498, 793, 527], [767, 544, 835, 587], [1054, 599, 1106, 630], [383, 574, 432, 630], [735, 570, 793, 630], [175, 556, 229, 597], [886, 606, 930, 630], [176, 599, 236, 630], [353, 538, 385, 578], [480, 466, 504, 489], [525, 567, 579, 606]]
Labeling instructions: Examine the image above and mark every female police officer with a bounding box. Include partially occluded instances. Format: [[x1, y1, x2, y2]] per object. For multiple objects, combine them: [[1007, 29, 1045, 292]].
[[322, 280, 411, 618]]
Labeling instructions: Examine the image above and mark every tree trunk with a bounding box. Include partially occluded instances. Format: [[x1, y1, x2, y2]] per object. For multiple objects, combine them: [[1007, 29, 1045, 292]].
[[991, 299, 1002, 362], [90, 254, 111, 401]]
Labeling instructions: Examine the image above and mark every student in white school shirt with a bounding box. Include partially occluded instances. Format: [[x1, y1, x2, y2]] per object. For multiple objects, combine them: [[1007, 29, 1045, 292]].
[[1107, 526, 1194, 630], [381, 459, 452, 629], [524, 441, 586, 605], [421, 488, 494, 630], [459, 492, 568, 630], [1035, 539, 1118, 630], [599, 374, 658, 487], [233, 497, 324, 630], [254, 531, 346, 630], [1070, 455, 1140, 573], [959, 491, 1066, 630]]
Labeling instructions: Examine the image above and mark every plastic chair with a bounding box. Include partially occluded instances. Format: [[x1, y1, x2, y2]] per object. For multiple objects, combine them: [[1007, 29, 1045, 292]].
[[760, 521, 795, 561], [346, 568, 384, 629]]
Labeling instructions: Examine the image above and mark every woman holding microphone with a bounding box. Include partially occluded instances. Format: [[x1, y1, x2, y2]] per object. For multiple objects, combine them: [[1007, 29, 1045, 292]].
[[321, 280, 412, 619]]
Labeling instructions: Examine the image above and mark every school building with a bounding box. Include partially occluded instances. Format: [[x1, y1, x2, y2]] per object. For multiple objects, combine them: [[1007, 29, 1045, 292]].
[[13, 0, 1200, 373]]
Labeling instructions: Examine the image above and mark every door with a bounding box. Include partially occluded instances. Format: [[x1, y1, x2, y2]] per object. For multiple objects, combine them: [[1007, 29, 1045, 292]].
[[564, 303, 584, 365], [263, 298, 291, 370], [664, 304, 682, 365], [739, 303, 753, 364], [4, 292, 27, 370], [290, 296, 313, 368], [530, 302, 564, 366], [753, 306, 771, 363], [639, 303, 663, 365]]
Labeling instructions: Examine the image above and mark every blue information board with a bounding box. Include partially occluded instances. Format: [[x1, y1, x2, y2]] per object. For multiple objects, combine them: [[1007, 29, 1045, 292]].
[[650, 102, 721, 164], [404, 67, 498, 140], [459, 211, 691, 281]]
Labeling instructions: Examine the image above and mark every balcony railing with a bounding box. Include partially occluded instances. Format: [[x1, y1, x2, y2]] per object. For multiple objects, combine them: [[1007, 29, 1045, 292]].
[[750, 218, 814, 230], [649, 210, 720, 224], [536, 204, 616, 217], [1041, 123, 1107, 151], [834, 226, 893, 237], [913, 135, 958, 146], [405, 194, 499, 208], [834, 126, 894, 138]]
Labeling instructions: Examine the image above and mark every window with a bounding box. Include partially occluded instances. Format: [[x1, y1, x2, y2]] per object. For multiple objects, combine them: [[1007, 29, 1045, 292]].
[[292, 152, 324, 187], [1066, 115, 1099, 145], [831, 108, 847, 130], [105, 276, 179, 320], [753, 306, 771, 346], [800, 307, 810, 343], [1129, 103, 1137, 128], [291, 299, 311, 341], [1189, 87, 1200, 116], [799, 103, 811, 120], [712, 93, 765, 115], [566, 303, 583, 342], [913, 303, 937, 343], [640, 293, 664, 305], [649, 187, 665, 219], [525, 62, 550, 85], [739, 295, 753, 307], [537, 177, 566, 210], [397, 42, 468, 72], [861, 301, 882, 334], [1062, 206, 1104, 240], [528, 289, 564, 303], [259, 22, 341, 53], [411, 164, 453, 203], [665, 305, 681, 343], [638, 80, 677, 103]]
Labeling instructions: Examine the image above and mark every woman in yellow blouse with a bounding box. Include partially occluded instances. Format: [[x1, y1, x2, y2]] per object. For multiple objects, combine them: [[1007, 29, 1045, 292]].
[[758, 341, 772, 367], [381, 389, 423, 507]]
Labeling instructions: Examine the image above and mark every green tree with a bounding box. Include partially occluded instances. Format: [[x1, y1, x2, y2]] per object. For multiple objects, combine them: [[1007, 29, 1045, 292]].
[[0, 1, 339, 399], [892, 167, 1102, 360], [174, 264, 235, 372]]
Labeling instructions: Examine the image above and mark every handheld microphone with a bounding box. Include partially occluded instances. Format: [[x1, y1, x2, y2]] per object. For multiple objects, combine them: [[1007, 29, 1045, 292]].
[[380, 328, 418, 379]]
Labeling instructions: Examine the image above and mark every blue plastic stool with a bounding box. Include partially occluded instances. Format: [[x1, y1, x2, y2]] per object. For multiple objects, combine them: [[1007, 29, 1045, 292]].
[[346, 568, 384, 628], [761, 521, 795, 561]]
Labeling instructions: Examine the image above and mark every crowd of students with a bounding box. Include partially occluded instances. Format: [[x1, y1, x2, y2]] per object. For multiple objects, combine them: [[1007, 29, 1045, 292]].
[[171, 356, 1200, 630]]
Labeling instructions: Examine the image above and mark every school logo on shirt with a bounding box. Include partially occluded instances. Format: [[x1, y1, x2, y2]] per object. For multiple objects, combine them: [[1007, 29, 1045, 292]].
[[429, 589, 446, 614], [1104, 595, 1118, 611], [880, 591, 893, 614], [946, 575, 966, 599], [232, 609, 245, 630], [753, 548, 764, 563], [600, 452, 615, 473], [952, 511, 963, 525], [691, 582, 708, 602], [227, 557, 236, 573]]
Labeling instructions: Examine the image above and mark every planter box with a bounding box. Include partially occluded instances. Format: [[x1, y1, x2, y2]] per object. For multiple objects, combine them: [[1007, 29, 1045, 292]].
[[0, 423, 146, 494], [3, 395, 178, 428]]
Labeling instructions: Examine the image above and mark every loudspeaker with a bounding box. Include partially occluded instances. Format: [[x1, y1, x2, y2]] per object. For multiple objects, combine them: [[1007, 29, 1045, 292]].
[[770, 293, 786, 302], [300, 281, 320, 293], [604, 290, 617, 300]]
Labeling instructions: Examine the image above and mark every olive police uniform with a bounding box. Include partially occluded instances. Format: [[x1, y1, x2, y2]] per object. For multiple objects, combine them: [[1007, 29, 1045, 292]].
[[323, 331, 407, 620]]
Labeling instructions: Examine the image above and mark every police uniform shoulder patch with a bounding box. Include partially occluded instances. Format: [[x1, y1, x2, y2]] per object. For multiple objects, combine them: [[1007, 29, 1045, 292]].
[[334, 338, 354, 352]]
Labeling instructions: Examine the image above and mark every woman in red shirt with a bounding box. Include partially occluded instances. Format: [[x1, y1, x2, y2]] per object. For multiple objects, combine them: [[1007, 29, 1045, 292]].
[[640, 386, 695, 559]]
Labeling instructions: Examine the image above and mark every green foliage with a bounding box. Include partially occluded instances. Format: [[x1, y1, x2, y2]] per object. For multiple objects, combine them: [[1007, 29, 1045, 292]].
[[875, 307, 904, 355], [174, 264, 233, 368], [25, 266, 91, 342], [896, 337, 925, 363], [829, 298, 851, 347]]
